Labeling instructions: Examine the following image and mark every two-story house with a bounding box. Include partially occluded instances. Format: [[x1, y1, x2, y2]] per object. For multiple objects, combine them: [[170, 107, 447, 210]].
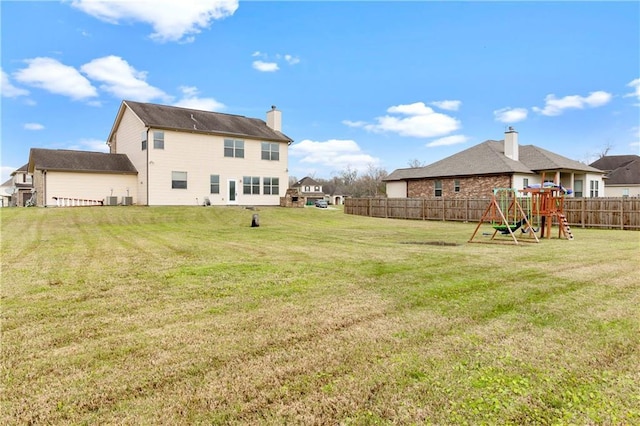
[[291, 176, 325, 205], [1, 164, 34, 207], [108, 101, 293, 206]]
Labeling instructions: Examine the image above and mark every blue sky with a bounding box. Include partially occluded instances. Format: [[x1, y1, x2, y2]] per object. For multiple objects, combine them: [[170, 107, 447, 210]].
[[2, 1, 639, 183]]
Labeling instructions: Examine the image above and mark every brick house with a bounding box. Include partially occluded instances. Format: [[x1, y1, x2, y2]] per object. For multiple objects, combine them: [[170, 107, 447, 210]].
[[384, 128, 606, 198]]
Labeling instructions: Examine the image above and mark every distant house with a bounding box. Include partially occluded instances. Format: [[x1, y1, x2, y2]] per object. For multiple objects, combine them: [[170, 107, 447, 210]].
[[27, 149, 138, 207], [291, 176, 325, 204], [3, 164, 34, 206], [589, 155, 640, 197], [107, 101, 293, 206], [385, 128, 606, 198]]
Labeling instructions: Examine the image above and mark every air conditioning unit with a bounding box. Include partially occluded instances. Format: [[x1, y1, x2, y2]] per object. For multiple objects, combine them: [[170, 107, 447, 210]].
[[121, 196, 133, 206], [105, 196, 118, 206]]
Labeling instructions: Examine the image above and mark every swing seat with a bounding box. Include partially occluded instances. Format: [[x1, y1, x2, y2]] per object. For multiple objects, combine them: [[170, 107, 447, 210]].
[[493, 217, 527, 234]]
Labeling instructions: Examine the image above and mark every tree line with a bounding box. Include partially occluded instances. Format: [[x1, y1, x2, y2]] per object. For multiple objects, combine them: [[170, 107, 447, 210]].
[[289, 164, 389, 198]]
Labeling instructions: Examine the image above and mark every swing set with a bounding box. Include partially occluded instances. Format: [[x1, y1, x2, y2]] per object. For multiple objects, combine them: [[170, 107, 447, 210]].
[[469, 176, 574, 244], [469, 188, 540, 244]]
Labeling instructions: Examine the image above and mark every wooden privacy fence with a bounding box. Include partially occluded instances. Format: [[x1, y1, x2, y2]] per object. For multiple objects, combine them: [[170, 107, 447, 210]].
[[344, 197, 640, 230]]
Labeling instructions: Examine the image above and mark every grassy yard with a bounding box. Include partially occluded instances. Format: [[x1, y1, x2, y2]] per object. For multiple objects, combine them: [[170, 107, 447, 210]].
[[1, 205, 639, 425]]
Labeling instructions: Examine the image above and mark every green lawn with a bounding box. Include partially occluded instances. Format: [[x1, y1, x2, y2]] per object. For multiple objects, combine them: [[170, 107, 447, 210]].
[[1, 206, 639, 425]]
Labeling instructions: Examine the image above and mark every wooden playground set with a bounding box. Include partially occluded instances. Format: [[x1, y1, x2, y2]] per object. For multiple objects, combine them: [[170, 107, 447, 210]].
[[469, 182, 574, 245]]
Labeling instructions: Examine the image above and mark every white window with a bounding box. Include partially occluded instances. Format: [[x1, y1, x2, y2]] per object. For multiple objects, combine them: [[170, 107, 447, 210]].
[[172, 171, 187, 189], [243, 176, 260, 194], [589, 180, 599, 197], [263, 177, 279, 195], [434, 180, 442, 197], [261, 142, 279, 161], [153, 131, 164, 149], [224, 139, 244, 158], [210, 175, 220, 194]]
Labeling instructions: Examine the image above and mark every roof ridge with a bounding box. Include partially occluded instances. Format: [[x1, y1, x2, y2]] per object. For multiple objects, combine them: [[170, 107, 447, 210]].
[[124, 100, 251, 119]]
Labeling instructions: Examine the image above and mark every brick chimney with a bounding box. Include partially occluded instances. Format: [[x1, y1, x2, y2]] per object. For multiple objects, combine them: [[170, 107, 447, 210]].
[[504, 126, 519, 161], [266, 105, 281, 132]]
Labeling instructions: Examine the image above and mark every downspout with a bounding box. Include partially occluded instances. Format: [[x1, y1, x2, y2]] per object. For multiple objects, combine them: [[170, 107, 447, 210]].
[[146, 127, 150, 206], [43, 170, 47, 207]]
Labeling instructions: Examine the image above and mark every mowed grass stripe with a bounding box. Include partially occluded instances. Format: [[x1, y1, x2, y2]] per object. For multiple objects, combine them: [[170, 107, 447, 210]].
[[1, 206, 638, 424]]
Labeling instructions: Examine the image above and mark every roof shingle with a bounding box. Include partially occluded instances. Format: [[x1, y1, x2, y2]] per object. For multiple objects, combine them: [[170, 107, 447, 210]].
[[385, 140, 602, 181], [28, 149, 137, 174], [123, 100, 293, 143]]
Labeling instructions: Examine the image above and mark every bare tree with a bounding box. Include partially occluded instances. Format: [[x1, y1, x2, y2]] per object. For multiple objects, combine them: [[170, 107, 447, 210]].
[[407, 158, 426, 168]]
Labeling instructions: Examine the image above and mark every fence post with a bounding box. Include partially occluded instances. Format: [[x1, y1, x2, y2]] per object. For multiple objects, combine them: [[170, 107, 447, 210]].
[[369, 198, 372, 217], [621, 198, 624, 230], [581, 198, 585, 228]]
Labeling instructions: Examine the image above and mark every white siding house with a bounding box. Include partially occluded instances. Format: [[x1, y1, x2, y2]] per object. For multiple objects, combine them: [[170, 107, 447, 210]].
[[108, 101, 293, 206], [27, 149, 138, 207]]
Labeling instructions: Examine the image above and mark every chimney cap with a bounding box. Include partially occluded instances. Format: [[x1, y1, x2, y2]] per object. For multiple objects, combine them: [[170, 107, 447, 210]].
[[507, 126, 516, 132], [271, 105, 277, 110]]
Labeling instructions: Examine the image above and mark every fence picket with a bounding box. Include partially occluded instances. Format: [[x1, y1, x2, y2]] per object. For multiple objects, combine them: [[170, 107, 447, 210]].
[[344, 197, 640, 230]]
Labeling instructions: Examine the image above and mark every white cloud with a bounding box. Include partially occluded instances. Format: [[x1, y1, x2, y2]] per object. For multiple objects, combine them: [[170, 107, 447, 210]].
[[252, 60, 279, 72], [624, 78, 640, 103], [347, 102, 460, 138], [1, 69, 29, 98], [533, 91, 612, 116], [494, 107, 528, 123], [251, 52, 300, 72], [24, 123, 44, 130], [81, 55, 169, 102], [289, 139, 380, 172], [70, 0, 238, 43], [426, 135, 469, 147], [67, 138, 110, 153], [342, 120, 368, 128], [430, 100, 461, 111], [173, 86, 225, 111], [283, 54, 300, 65], [14, 57, 97, 100]]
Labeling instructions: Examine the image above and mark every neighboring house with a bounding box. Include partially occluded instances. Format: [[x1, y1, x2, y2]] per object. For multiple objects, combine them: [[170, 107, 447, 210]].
[[6, 164, 34, 206], [107, 101, 293, 206], [0, 178, 13, 207], [589, 155, 640, 197], [385, 128, 606, 198], [291, 177, 325, 204], [28, 149, 138, 207]]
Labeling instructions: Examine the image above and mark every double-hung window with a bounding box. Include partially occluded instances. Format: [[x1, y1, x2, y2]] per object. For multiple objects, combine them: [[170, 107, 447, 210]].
[[454, 180, 461, 193], [172, 171, 187, 189], [589, 180, 599, 197], [141, 131, 147, 150], [210, 175, 220, 194], [263, 177, 279, 195], [153, 131, 164, 149], [261, 142, 279, 161], [243, 176, 260, 195], [224, 139, 244, 158], [434, 180, 442, 197]]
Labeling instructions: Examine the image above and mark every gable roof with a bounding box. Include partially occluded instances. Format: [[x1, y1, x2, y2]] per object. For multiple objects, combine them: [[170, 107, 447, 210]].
[[28, 149, 137, 174], [293, 176, 321, 187], [110, 100, 293, 144], [385, 140, 602, 181], [589, 155, 640, 172], [10, 164, 28, 176], [601, 158, 640, 185]]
